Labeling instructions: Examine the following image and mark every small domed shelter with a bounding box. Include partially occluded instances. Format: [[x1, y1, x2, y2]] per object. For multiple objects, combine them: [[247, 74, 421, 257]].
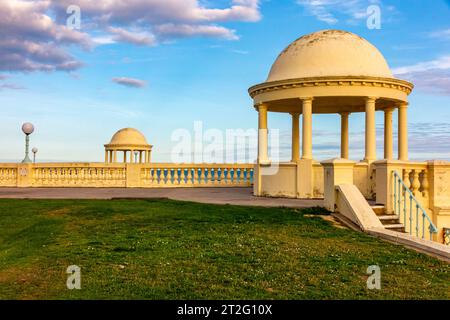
[[249, 30, 414, 198], [104, 128, 152, 164]]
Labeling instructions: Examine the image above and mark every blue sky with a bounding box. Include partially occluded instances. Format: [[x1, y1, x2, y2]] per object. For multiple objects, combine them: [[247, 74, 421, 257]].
[[1, 0, 450, 162]]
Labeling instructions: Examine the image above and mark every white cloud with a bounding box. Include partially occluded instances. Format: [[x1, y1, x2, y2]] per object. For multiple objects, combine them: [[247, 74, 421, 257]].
[[51, 0, 260, 44], [428, 29, 450, 40], [155, 24, 238, 40], [0, 0, 91, 72], [0, 83, 25, 90], [0, 0, 262, 74], [392, 56, 450, 75], [107, 27, 156, 46], [393, 56, 450, 95], [112, 77, 147, 88]]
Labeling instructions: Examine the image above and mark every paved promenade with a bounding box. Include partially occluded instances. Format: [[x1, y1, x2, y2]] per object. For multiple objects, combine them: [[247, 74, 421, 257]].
[[0, 187, 323, 208]]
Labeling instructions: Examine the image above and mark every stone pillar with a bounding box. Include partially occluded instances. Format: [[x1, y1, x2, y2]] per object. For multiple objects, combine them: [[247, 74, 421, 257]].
[[365, 97, 377, 161], [374, 160, 405, 214], [340, 112, 349, 159], [427, 160, 450, 242], [384, 108, 394, 160], [131, 150, 135, 163], [291, 112, 300, 162], [17, 163, 33, 187], [302, 98, 313, 160], [105, 150, 109, 163], [139, 151, 143, 164], [113, 150, 117, 163], [321, 158, 356, 212], [398, 102, 409, 161], [258, 104, 269, 164], [123, 151, 127, 163], [148, 150, 152, 163]]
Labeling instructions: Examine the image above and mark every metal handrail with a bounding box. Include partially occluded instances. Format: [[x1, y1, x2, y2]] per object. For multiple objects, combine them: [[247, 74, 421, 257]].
[[393, 171, 438, 240]]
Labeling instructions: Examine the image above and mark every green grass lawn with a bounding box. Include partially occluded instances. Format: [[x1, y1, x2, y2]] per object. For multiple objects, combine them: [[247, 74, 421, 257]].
[[0, 198, 448, 300]]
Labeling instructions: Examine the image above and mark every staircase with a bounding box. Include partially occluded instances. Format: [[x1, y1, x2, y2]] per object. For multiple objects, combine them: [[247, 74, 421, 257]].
[[371, 205, 405, 233]]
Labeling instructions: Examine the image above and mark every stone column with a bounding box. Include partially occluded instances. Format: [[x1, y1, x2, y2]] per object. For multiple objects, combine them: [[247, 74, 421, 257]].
[[113, 150, 117, 163], [302, 98, 313, 160], [139, 151, 143, 163], [398, 102, 409, 161], [384, 108, 394, 160], [258, 104, 269, 164], [105, 150, 109, 163], [148, 150, 152, 163], [123, 151, 127, 163], [291, 112, 300, 162], [365, 97, 377, 161], [340, 112, 350, 159]]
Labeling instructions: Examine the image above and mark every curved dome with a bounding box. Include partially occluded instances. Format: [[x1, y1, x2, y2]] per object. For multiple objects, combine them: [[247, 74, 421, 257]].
[[108, 128, 149, 146], [267, 30, 393, 82]]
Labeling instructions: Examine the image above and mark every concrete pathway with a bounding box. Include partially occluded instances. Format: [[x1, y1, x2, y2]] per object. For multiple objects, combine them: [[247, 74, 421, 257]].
[[0, 187, 323, 208]]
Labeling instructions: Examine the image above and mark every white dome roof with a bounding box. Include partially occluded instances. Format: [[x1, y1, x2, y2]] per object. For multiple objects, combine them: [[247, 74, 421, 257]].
[[108, 128, 149, 146], [267, 30, 393, 82]]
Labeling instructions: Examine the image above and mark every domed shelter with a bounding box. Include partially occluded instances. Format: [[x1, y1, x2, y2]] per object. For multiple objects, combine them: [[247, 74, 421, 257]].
[[249, 30, 414, 198], [104, 128, 152, 164]]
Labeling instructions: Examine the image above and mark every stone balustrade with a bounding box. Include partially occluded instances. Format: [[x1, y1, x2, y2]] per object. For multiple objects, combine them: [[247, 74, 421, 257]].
[[32, 164, 127, 187], [0, 165, 18, 187], [0, 163, 253, 188], [399, 162, 430, 203], [141, 164, 253, 187]]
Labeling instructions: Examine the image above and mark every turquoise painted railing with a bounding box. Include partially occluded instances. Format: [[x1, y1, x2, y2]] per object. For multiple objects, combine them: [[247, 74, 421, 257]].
[[393, 171, 438, 240]]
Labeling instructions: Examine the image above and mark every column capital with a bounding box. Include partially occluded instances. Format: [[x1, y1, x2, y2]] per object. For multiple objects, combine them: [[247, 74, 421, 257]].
[[397, 101, 409, 108], [256, 103, 268, 112], [384, 107, 395, 113], [289, 112, 301, 117], [366, 96, 378, 103], [339, 111, 351, 117], [300, 97, 314, 102]]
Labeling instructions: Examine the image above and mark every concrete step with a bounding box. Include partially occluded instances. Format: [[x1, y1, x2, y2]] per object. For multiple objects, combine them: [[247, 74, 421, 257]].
[[378, 215, 401, 225], [384, 223, 406, 233], [371, 205, 386, 216]]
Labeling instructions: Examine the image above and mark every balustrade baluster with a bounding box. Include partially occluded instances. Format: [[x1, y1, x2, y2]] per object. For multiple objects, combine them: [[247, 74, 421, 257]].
[[171, 168, 177, 185], [421, 170, 429, 198], [411, 170, 420, 196], [180, 168, 186, 185], [200, 168, 206, 185], [187, 168, 193, 186], [219, 168, 225, 185], [403, 169, 411, 190]]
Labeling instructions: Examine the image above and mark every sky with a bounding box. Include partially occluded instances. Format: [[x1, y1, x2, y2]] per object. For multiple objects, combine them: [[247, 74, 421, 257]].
[[0, 0, 450, 163]]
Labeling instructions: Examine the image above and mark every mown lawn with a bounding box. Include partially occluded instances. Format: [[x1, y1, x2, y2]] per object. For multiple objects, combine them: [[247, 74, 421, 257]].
[[0, 198, 448, 300]]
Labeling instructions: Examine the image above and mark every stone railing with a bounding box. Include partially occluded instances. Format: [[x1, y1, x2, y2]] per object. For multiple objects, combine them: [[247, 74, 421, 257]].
[[392, 170, 437, 240], [397, 162, 430, 214], [141, 164, 253, 187], [0, 163, 254, 188], [32, 163, 127, 187], [0, 164, 18, 187], [375, 160, 450, 244]]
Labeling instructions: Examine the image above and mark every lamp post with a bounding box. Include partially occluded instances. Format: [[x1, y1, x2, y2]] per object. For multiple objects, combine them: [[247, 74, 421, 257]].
[[32, 147, 38, 163], [21, 122, 35, 163]]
